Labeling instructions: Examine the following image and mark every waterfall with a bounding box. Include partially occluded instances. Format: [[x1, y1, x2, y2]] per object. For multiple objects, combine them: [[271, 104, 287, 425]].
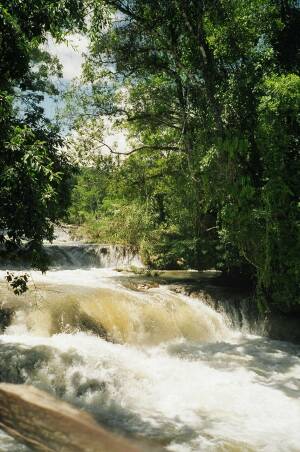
[[0, 241, 300, 451], [44, 243, 143, 269], [0, 244, 143, 270]]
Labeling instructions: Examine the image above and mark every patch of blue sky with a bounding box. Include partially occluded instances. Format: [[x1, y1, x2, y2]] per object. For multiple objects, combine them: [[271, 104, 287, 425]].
[[42, 34, 88, 120]]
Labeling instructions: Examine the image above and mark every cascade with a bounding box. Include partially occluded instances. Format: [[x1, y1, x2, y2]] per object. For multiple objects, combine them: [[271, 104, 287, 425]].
[[0, 240, 300, 451]]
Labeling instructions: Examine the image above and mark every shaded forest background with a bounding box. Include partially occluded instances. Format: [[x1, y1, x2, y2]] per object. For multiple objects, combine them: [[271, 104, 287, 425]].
[[1, 0, 299, 311]]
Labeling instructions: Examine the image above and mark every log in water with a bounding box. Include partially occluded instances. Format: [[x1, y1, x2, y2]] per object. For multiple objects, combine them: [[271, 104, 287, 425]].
[[0, 383, 141, 452]]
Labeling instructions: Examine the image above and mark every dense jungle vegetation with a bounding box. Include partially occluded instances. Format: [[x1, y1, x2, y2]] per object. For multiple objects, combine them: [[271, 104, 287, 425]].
[[68, 0, 300, 311], [1, 0, 300, 310], [0, 0, 85, 271]]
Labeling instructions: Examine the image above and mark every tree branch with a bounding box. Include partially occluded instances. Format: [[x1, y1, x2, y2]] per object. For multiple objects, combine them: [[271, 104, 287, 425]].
[[94, 139, 183, 156]]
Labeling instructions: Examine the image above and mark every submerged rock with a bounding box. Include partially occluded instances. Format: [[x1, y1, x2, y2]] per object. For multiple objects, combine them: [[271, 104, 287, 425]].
[[0, 307, 14, 333]]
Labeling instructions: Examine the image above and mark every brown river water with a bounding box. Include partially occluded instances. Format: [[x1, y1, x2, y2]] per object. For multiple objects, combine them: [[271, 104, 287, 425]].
[[0, 242, 300, 451]]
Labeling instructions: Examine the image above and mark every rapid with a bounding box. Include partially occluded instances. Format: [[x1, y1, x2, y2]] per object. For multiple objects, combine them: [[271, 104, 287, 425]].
[[0, 239, 300, 451]]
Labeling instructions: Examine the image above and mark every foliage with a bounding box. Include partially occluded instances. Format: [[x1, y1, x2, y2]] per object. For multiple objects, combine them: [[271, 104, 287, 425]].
[[5, 272, 29, 296], [67, 0, 300, 310], [0, 0, 85, 291]]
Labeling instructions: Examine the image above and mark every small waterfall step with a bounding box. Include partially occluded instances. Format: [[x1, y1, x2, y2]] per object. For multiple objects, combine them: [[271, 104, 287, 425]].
[[0, 243, 143, 270], [44, 243, 142, 269]]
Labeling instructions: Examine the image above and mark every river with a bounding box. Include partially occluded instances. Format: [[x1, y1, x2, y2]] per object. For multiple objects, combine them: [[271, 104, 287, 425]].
[[0, 242, 300, 451]]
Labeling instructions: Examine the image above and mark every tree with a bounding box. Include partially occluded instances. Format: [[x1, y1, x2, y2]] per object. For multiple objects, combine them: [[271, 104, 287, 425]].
[[69, 0, 300, 309], [0, 0, 85, 273]]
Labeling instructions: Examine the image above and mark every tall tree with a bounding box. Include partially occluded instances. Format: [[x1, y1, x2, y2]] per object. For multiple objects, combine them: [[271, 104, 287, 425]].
[[0, 0, 85, 272], [69, 0, 300, 308]]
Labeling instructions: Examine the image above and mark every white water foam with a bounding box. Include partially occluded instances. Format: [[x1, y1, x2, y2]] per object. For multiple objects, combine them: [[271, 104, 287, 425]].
[[0, 331, 300, 451], [1, 268, 300, 451]]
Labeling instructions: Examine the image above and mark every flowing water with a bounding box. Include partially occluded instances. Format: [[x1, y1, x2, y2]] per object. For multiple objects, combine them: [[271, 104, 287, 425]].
[[0, 243, 300, 451]]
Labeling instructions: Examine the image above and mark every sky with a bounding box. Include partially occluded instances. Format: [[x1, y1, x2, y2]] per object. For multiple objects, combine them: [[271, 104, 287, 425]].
[[45, 34, 89, 81], [41, 34, 88, 119], [43, 34, 127, 153]]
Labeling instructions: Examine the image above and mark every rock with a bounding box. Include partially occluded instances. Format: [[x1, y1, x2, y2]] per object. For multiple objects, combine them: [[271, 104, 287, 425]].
[[0, 307, 14, 333]]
